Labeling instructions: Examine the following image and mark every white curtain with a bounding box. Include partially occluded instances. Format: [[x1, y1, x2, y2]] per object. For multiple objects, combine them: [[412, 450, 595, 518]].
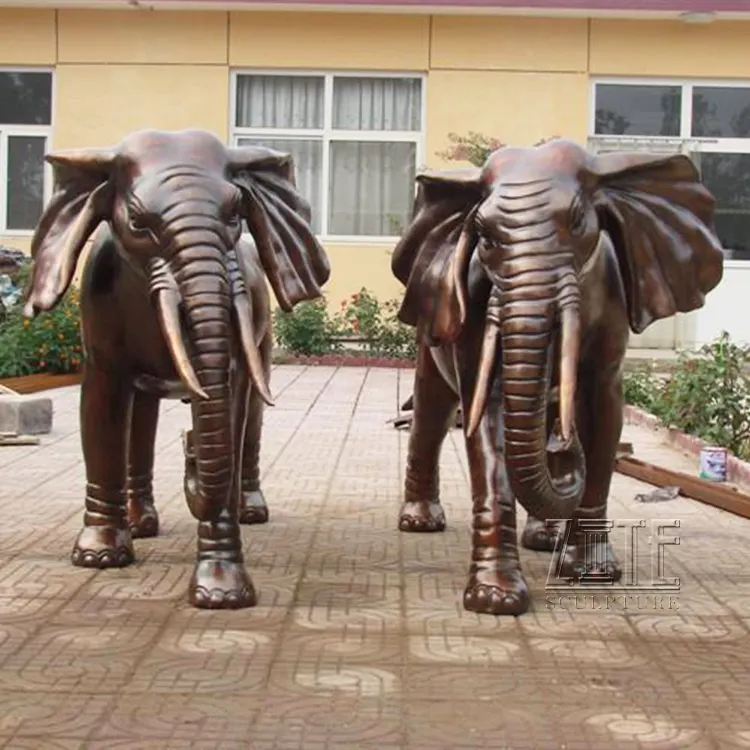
[[235, 75, 421, 236]]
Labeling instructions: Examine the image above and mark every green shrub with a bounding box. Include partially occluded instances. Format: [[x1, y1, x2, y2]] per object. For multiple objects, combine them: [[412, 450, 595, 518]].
[[0, 267, 83, 378], [622, 365, 660, 413], [339, 289, 417, 359], [272, 297, 342, 356], [621, 332, 750, 460], [654, 332, 750, 459], [270, 288, 418, 360]]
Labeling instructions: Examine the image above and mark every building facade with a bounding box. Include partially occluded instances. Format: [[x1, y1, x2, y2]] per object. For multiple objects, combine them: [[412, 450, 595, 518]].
[[1, 0, 749, 348]]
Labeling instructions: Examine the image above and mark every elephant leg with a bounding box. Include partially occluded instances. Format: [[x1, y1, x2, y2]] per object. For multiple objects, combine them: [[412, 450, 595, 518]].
[[398, 343, 459, 533], [240, 334, 271, 525], [188, 356, 256, 610], [71, 363, 135, 569], [462, 381, 530, 616], [520, 516, 563, 552], [557, 366, 623, 583], [126, 392, 160, 539]]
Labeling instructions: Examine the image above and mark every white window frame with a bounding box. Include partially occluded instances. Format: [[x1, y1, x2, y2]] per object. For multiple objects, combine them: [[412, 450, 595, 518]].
[[229, 69, 426, 244], [0, 66, 55, 236], [589, 76, 750, 263]]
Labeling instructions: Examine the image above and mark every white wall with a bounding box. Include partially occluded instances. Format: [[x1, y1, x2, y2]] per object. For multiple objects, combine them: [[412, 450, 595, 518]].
[[625, 262, 749, 351], [688, 262, 750, 347]]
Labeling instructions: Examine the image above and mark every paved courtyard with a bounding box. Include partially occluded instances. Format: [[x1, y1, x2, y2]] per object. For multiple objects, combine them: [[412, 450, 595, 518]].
[[0, 364, 749, 749]]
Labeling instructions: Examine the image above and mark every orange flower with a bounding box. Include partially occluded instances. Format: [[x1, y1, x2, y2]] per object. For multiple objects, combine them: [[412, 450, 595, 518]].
[[23, 319, 30, 328]]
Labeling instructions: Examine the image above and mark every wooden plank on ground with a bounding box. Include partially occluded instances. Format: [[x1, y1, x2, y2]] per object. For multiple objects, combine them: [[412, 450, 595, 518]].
[[615, 455, 750, 520], [0, 433, 40, 446]]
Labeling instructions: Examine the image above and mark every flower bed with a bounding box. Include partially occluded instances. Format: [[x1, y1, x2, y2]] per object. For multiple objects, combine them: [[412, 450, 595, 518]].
[[0, 265, 83, 381]]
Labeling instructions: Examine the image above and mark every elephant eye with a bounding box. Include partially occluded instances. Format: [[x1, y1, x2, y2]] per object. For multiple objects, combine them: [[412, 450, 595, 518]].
[[128, 213, 149, 235]]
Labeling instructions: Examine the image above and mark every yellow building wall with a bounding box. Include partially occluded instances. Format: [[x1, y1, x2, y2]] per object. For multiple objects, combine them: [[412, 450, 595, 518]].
[[229, 12, 429, 70], [590, 20, 750, 78], [0, 9, 748, 310]]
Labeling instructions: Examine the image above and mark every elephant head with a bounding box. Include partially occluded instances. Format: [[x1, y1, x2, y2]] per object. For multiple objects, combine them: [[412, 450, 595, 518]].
[[392, 138, 723, 521], [24, 129, 330, 513], [24, 128, 329, 398]]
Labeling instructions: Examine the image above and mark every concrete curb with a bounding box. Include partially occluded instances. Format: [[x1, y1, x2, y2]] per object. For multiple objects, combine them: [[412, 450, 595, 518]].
[[623, 404, 750, 488]]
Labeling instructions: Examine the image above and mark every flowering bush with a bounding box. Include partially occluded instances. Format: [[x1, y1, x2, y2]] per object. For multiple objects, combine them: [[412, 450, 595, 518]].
[[0, 267, 83, 378], [436, 132, 561, 168], [271, 288, 417, 360], [339, 289, 417, 359]]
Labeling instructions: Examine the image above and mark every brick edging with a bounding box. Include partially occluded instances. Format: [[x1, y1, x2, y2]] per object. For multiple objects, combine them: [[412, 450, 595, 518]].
[[623, 404, 750, 487]]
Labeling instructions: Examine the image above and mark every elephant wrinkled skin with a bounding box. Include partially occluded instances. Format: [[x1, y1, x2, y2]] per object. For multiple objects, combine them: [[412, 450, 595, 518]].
[[392, 138, 724, 616], [23, 129, 330, 609]]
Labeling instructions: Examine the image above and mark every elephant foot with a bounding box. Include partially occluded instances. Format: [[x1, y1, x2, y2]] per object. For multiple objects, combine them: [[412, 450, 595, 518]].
[[128, 497, 160, 539], [71, 525, 135, 568], [398, 499, 446, 533], [240, 489, 269, 525], [189, 559, 257, 610], [464, 565, 530, 616], [520, 517, 564, 552], [557, 538, 623, 585]]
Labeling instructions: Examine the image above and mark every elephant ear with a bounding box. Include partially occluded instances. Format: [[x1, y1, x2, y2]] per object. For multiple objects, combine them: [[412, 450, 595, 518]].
[[228, 146, 330, 312], [591, 151, 724, 335], [392, 168, 484, 345], [24, 148, 115, 316]]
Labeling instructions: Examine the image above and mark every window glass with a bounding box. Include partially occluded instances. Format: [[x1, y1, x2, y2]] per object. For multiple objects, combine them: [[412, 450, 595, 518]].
[[235, 75, 324, 130], [594, 84, 681, 137], [692, 86, 750, 138], [0, 71, 52, 125], [6, 135, 46, 231], [233, 73, 422, 237], [328, 141, 416, 236], [695, 153, 750, 259], [332, 77, 421, 131]]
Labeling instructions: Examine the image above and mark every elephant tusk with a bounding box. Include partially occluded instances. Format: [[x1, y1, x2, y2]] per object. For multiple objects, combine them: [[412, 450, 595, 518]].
[[149, 258, 209, 402], [232, 293, 275, 407], [558, 303, 580, 443], [465, 292, 502, 439]]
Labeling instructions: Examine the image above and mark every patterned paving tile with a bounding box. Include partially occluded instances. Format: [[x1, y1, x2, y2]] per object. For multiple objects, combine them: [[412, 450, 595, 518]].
[[0, 366, 748, 747]]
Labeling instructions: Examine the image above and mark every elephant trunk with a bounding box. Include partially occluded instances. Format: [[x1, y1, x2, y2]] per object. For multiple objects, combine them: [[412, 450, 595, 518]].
[[466, 247, 586, 522], [172, 240, 234, 520]]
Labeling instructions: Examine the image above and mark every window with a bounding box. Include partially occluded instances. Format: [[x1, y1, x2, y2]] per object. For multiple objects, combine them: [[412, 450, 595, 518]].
[[0, 70, 53, 233], [591, 79, 750, 260], [231, 72, 423, 239]]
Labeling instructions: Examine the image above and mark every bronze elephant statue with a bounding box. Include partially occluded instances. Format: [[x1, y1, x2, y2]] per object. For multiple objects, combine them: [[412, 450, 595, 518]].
[[391, 138, 723, 616], [23, 128, 330, 609]]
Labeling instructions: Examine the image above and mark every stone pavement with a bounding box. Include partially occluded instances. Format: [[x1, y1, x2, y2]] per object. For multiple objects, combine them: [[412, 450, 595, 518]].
[[0, 364, 749, 749]]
